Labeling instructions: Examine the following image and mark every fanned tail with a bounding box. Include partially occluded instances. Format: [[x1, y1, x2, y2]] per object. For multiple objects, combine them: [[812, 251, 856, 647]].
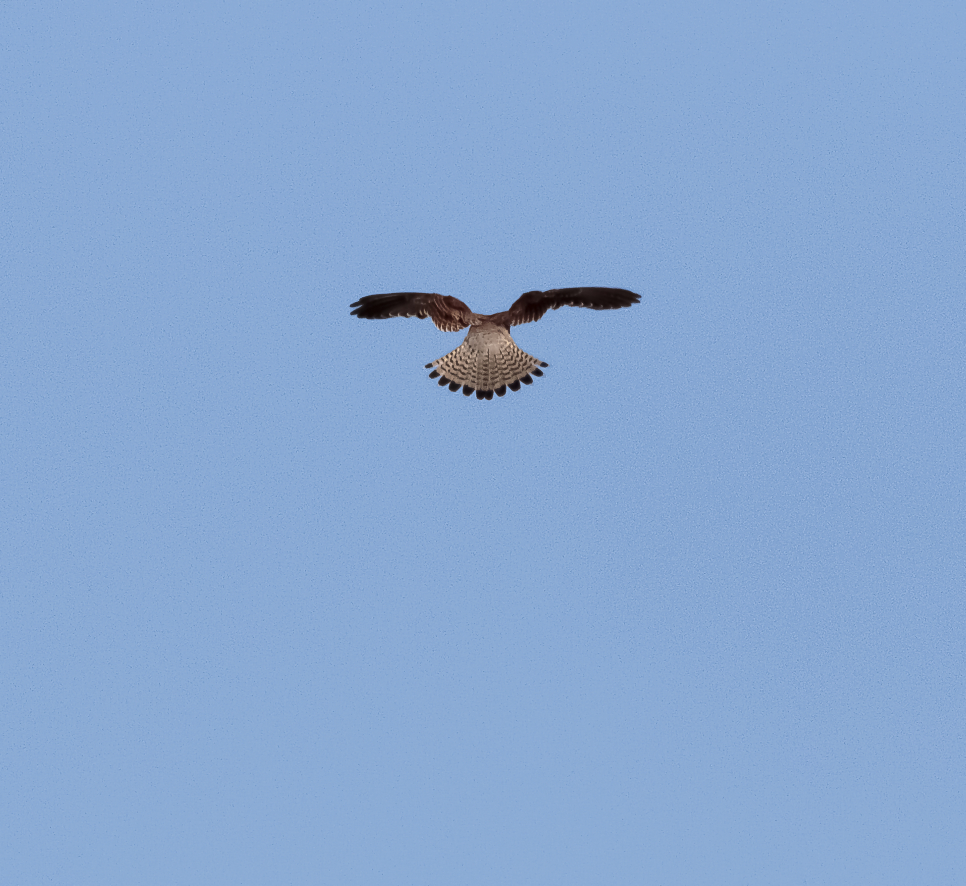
[[425, 340, 547, 400]]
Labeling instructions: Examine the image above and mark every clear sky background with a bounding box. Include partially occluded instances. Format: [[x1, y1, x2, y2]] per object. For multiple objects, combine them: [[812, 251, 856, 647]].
[[3, 1, 964, 883]]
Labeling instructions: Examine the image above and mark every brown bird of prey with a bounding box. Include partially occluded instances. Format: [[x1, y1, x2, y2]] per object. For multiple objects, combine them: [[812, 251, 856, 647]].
[[350, 287, 640, 400]]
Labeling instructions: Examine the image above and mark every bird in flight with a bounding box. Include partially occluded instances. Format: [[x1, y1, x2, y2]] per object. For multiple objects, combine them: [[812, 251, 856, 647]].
[[350, 287, 640, 400]]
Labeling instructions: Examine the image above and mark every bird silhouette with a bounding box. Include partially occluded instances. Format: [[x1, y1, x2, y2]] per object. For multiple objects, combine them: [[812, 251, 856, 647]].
[[350, 287, 640, 400]]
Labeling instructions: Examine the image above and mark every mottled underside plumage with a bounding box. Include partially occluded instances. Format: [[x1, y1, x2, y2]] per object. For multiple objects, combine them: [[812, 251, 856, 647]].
[[425, 330, 547, 400], [350, 286, 640, 400]]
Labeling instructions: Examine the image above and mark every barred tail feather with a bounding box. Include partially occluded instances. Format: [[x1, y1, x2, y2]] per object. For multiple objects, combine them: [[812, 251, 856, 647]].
[[425, 339, 547, 399]]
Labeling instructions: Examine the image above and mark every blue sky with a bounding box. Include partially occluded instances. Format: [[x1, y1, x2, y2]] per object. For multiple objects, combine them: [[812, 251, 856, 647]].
[[3, 0, 964, 882]]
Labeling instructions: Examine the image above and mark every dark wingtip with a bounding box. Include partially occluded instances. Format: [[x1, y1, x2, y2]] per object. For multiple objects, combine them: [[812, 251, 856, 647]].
[[521, 374, 533, 385], [540, 361, 549, 367], [424, 362, 434, 369], [428, 369, 440, 379], [485, 390, 494, 400], [532, 368, 543, 377], [508, 380, 521, 392], [438, 376, 449, 387], [476, 390, 486, 400], [448, 381, 461, 392], [495, 385, 507, 397], [463, 385, 474, 396]]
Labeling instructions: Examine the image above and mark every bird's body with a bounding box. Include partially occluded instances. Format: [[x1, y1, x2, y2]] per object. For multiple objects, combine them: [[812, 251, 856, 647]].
[[350, 287, 640, 400], [428, 320, 546, 399]]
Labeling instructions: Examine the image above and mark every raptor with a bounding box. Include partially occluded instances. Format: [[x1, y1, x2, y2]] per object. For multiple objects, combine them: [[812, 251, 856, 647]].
[[350, 287, 640, 400]]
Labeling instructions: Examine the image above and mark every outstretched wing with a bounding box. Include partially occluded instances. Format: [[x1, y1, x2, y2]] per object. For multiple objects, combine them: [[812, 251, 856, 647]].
[[350, 292, 474, 332], [497, 287, 641, 327]]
